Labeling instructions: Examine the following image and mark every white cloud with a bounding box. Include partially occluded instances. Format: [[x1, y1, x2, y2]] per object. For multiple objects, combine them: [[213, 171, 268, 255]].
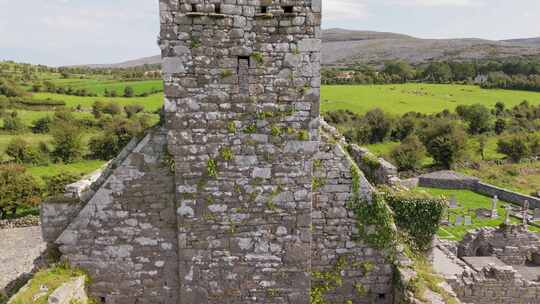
[[323, 0, 369, 21]]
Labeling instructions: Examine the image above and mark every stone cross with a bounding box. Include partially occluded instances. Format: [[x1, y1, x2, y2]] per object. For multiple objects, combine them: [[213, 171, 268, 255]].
[[504, 205, 512, 225], [449, 195, 458, 209], [491, 195, 498, 218], [534, 208, 540, 221], [523, 200, 530, 226]]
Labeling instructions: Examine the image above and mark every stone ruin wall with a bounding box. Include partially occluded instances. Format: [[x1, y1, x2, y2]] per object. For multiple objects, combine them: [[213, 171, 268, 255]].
[[449, 265, 540, 304], [458, 225, 540, 265], [40, 1, 399, 303], [312, 131, 394, 303], [53, 129, 180, 304], [161, 0, 321, 302]]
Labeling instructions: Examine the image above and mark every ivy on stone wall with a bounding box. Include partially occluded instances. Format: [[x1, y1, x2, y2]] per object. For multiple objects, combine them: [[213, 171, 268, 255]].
[[385, 192, 446, 252], [350, 192, 397, 251], [310, 256, 348, 304], [162, 149, 175, 173]]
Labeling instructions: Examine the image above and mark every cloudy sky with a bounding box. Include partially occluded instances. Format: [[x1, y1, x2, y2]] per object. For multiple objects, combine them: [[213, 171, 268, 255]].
[[0, 0, 538, 66]]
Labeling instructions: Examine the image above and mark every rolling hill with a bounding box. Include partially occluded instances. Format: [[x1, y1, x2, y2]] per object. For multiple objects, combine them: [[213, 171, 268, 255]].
[[81, 29, 540, 68]]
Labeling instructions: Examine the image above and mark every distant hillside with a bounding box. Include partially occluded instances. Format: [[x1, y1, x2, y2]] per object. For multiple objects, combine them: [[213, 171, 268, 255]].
[[502, 37, 540, 46], [322, 29, 540, 66], [80, 29, 540, 68], [84, 55, 161, 69]]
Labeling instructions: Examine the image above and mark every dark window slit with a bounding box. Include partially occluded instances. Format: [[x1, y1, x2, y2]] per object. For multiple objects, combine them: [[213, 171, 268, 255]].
[[282, 6, 294, 13]]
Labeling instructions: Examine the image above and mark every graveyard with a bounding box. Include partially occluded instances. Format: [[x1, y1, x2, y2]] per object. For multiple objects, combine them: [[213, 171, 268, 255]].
[[418, 187, 540, 241]]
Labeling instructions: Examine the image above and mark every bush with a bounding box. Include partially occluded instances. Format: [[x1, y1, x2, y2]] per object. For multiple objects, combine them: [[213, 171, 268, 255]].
[[32, 116, 53, 133], [51, 121, 85, 163], [2, 112, 25, 132], [124, 86, 135, 98], [43, 172, 80, 197], [5, 138, 47, 165], [497, 136, 530, 162], [0, 78, 26, 97], [385, 192, 446, 252], [89, 134, 121, 160], [0, 164, 41, 219], [420, 120, 467, 169], [391, 116, 417, 141], [89, 116, 148, 160], [456, 104, 492, 134], [103, 102, 122, 116], [494, 118, 507, 135], [92, 100, 106, 118], [390, 135, 426, 171], [344, 123, 371, 144], [124, 104, 144, 118], [363, 108, 393, 143]]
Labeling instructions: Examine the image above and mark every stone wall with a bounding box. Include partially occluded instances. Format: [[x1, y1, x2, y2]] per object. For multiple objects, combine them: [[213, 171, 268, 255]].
[[41, 135, 144, 244], [319, 120, 399, 187], [448, 265, 540, 304], [41, 198, 84, 243], [458, 225, 540, 265], [160, 0, 321, 302], [474, 182, 540, 209], [312, 132, 394, 303], [39, 1, 405, 303], [55, 128, 180, 303], [418, 170, 540, 209]]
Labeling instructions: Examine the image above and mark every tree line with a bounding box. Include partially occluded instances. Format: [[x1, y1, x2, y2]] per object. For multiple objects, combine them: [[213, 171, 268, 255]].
[[324, 100, 540, 171], [322, 58, 540, 92]]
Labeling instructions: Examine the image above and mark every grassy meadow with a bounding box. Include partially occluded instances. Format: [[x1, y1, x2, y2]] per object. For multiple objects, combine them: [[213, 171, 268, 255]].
[[320, 84, 540, 115]]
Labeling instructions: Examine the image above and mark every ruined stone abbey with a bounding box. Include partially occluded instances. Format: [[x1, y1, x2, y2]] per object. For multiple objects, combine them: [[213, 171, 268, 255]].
[[41, 1, 396, 303]]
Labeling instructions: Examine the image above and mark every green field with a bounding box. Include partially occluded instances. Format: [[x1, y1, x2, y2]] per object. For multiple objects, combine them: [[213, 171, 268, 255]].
[[418, 187, 540, 240], [48, 79, 163, 96], [32, 92, 163, 112], [321, 84, 540, 115]]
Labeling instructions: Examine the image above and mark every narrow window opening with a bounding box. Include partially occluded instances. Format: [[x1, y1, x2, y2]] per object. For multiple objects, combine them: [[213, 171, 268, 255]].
[[191, 4, 197, 12], [237, 56, 250, 72], [261, 6, 268, 14], [282, 6, 294, 13], [215, 3, 221, 14], [378, 293, 386, 300], [99, 296, 106, 303]]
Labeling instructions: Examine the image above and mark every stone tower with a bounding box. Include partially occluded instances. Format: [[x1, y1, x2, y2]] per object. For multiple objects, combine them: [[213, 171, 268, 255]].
[[42, 1, 396, 303], [160, 0, 321, 302]]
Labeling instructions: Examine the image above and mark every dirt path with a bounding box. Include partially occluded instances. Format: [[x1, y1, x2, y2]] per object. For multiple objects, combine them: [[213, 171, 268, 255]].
[[0, 226, 46, 294]]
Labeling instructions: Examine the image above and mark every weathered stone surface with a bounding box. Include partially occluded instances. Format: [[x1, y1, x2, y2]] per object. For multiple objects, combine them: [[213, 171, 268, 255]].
[[47, 276, 87, 304], [40, 2, 399, 303]]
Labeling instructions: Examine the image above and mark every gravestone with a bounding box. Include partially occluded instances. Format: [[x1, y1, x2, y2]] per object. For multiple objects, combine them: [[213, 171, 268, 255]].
[[523, 201, 530, 226], [464, 216, 472, 226], [491, 195, 498, 219], [505, 205, 512, 225], [449, 195, 458, 209], [455, 216, 463, 226]]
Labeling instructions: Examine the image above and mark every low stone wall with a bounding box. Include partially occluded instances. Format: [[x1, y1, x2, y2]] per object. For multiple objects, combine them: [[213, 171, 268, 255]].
[[474, 182, 540, 209], [41, 134, 147, 244], [0, 215, 39, 230], [448, 265, 540, 304], [320, 120, 399, 186], [458, 225, 540, 265], [312, 130, 394, 303], [418, 170, 540, 209], [40, 198, 84, 243], [418, 171, 479, 190]]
